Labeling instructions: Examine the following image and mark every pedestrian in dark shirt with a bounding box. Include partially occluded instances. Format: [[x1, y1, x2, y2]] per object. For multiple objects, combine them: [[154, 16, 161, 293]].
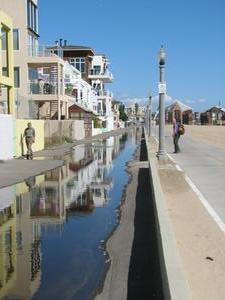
[[173, 118, 180, 153], [24, 122, 35, 159]]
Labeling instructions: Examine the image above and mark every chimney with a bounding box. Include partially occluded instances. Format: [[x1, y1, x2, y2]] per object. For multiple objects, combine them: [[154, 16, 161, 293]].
[[64, 40, 67, 47], [55, 40, 59, 46], [59, 38, 63, 47]]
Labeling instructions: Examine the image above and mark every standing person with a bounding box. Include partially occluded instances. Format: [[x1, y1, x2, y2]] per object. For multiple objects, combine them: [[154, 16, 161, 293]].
[[173, 118, 180, 153], [24, 122, 35, 159]]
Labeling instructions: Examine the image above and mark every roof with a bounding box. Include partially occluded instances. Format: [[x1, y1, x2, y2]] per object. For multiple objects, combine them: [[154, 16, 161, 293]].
[[69, 103, 93, 113], [49, 45, 95, 54], [205, 105, 225, 113], [166, 100, 192, 112], [69, 102, 98, 115]]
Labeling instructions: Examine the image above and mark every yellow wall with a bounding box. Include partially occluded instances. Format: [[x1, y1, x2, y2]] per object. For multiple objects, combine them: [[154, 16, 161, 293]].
[[0, 10, 14, 115], [15, 174, 45, 195], [15, 120, 45, 157]]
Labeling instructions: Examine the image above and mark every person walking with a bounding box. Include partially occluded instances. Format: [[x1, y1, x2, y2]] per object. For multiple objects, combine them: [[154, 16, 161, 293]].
[[173, 118, 180, 153], [24, 122, 35, 159]]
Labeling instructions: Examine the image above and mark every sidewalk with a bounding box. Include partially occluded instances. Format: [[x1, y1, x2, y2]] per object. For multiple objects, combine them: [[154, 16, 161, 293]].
[[0, 127, 132, 189], [148, 135, 225, 299]]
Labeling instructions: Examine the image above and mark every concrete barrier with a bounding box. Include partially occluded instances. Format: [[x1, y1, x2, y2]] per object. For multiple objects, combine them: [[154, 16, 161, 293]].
[[145, 129, 190, 299]]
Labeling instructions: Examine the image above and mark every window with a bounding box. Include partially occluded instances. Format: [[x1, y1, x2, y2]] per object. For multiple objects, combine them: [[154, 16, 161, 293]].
[[14, 67, 20, 88], [70, 58, 86, 73], [13, 29, 19, 50], [27, 0, 38, 34], [1, 27, 7, 50], [2, 67, 20, 87], [2, 67, 7, 77]]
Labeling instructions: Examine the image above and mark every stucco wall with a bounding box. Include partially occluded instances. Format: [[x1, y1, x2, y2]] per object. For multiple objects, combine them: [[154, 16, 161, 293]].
[[44, 120, 85, 146], [0, 114, 14, 160], [16, 119, 45, 157]]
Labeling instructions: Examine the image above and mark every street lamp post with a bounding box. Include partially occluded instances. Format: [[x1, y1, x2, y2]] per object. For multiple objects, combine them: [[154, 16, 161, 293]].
[[148, 94, 152, 137], [157, 46, 167, 160]]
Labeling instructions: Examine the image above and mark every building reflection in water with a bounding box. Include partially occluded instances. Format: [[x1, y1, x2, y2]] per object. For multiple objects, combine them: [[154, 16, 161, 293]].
[[0, 131, 137, 299]]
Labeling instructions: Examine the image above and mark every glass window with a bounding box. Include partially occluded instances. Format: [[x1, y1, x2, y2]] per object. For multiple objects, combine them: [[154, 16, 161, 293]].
[[2, 67, 20, 87], [2, 67, 7, 77], [70, 58, 86, 73], [14, 67, 20, 88], [1, 27, 7, 50], [27, 0, 38, 34], [13, 29, 19, 50]]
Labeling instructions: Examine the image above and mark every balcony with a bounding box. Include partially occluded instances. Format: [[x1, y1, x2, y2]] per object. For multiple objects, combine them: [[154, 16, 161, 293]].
[[88, 69, 113, 83], [27, 45, 64, 65], [96, 90, 113, 99], [29, 82, 58, 95], [28, 45, 63, 58]]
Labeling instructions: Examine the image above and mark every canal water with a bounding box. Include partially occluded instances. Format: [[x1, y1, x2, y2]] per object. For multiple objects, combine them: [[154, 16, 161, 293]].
[[0, 130, 138, 300]]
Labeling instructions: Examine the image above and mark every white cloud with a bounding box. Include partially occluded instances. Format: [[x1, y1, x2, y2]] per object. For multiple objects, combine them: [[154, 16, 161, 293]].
[[198, 98, 207, 103]]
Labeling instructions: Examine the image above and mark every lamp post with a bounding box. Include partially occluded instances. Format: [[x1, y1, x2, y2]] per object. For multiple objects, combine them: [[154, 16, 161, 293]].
[[148, 94, 152, 137], [157, 46, 167, 160]]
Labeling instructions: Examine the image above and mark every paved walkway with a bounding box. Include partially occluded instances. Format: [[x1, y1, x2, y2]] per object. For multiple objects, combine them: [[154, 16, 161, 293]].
[[0, 127, 132, 189], [151, 125, 225, 299], [154, 124, 225, 223]]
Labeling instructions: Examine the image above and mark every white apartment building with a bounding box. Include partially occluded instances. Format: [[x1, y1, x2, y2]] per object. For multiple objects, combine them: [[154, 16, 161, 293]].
[[64, 62, 98, 114], [89, 55, 114, 130]]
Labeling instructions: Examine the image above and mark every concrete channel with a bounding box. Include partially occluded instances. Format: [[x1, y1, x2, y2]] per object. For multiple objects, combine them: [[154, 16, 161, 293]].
[[97, 127, 190, 299]]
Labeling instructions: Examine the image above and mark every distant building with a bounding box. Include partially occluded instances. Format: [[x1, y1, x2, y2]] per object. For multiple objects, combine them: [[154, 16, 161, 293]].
[[165, 101, 193, 124], [200, 106, 225, 125], [112, 100, 120, 128]]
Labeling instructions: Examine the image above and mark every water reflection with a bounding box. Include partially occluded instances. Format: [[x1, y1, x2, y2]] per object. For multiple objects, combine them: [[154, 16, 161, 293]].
[[0, 129, 138, 300]]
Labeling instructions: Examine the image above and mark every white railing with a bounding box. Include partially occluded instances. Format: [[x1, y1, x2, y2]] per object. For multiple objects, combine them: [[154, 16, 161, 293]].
[[89, 69, 113, 80], [96, 90, 113, 98]]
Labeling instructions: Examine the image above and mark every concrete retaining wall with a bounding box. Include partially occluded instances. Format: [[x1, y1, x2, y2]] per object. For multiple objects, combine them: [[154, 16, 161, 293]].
[[0, 114, 14, 160], [145, 129, 190, 299]]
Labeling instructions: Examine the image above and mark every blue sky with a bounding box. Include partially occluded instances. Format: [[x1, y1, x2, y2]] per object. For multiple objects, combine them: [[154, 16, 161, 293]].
[[39, 0, 225, 111]]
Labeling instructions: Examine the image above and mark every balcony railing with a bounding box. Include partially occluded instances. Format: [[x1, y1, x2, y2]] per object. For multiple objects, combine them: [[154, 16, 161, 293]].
[[96, 90, 113, 98], [28, 82, 58, 95], [28, 45, 63, 58], [89, 69, 113, 79]]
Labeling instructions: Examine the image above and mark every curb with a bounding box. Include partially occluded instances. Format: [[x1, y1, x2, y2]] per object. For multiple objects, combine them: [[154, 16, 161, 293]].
[[145, 129, 191, 299]]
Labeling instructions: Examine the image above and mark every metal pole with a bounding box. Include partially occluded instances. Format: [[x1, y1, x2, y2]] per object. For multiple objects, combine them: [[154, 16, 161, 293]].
[[57, 62, 60, 121], [146, 105, 149, 135], [158, 46, 167, 160], [148, 95, 152, 137]]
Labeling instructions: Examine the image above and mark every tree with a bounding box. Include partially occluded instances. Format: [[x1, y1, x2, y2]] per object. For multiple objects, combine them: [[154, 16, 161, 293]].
[[119, 104, 128, 121]]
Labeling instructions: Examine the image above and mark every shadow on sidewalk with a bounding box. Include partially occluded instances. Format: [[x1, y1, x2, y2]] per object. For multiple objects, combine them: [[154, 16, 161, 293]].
[[127, 133, 164, 300]]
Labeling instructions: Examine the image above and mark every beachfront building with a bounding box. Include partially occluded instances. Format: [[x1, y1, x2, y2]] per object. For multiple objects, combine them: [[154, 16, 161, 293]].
[[0, 10, 15, 160], [64, 61, 98, 113], [112, 100, 120, 128], [0, 10, 14, 115], [89, 54, 114, 130], [1, 0, 70, 120], [50, 44, 114, 130], [200, 105, 225, 125], [165, 100, 193, 124]]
